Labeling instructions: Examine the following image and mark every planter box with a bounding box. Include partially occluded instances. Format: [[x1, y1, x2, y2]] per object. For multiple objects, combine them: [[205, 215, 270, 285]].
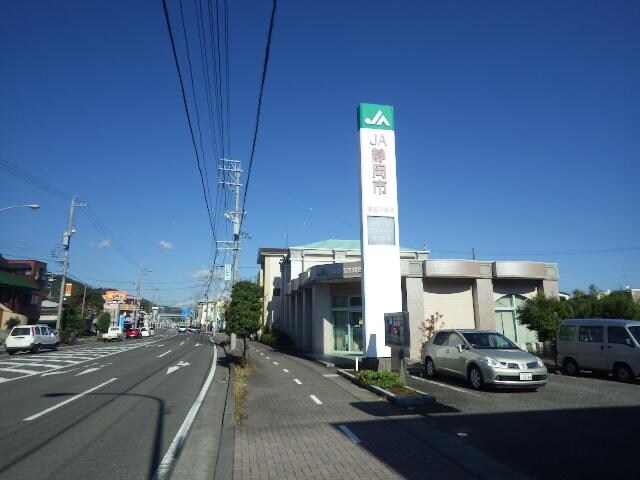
[[337, 369, 436, 406]]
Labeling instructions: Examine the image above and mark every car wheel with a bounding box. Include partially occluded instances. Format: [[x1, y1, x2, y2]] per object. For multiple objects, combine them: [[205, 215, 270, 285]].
[[30, 344, 41, 354], [424, 357, 436, 378], [53, 342, 59, 351], [614, 363, 633, 383], [7, 350, 16, 355], [563, 358, 579, 376], [468, 365, 484, 390]]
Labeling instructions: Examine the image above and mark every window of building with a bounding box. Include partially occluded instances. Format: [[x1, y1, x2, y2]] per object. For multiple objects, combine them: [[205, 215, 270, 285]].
[[273, 288, 281, 297], [31, 294, 39, 305]]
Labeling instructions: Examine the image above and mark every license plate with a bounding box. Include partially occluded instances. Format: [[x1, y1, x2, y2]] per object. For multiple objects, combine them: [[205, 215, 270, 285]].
[[520, 372, 533, 381]]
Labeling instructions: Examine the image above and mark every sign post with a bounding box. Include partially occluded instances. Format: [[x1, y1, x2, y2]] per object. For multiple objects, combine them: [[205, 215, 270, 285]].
[[358, 103, 403, 370]]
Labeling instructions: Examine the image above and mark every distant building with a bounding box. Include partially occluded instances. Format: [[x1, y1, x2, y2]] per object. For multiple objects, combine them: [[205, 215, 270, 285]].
[[258, 239, 559, 360]]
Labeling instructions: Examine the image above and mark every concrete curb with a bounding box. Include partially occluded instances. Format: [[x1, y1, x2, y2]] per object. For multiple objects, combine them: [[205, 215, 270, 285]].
[[337, 368, 436, 406], [214, 340, 235, 480]]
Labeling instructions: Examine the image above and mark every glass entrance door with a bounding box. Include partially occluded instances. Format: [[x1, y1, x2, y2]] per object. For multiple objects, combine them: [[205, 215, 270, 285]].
[[332, 311, 363, 353]]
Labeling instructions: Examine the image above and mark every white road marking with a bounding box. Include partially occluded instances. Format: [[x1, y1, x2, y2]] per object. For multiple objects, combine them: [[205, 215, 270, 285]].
[[76, 368, 100, 376], [310, 395, 323, 405], [283, 368, 289, 373], [194, 343, 201, 347], [409, 375, 482, 396], [0, 367, 40, 375], [338, 425, 361, 444], [152, 345, 218, 480], [24, 378, 118, 421], [265, 357, 270, 360], [273, 361, 279, 365], [322, 374, 339, 377], [158, 350, 172, 358], [0, 361, 54, 368], [41, 367, 81, 377], [294, 378, 302, 385], [179, 342, 185, 346], [260, 353, 264, 356], [166, 361, 190, 375]]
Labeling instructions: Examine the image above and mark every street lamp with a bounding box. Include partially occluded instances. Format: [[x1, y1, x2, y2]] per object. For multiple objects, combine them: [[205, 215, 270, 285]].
[[0, 204, 40, 213]]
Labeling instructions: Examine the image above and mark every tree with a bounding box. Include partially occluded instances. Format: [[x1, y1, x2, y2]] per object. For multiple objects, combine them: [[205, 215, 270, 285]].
[[225, 281, 263, 366], [96, 312, 111, 334], [517, 294, 574, 342], [5, 317, 21, 330], [67, 285, 104, 321], [598, 291, 640, 319]]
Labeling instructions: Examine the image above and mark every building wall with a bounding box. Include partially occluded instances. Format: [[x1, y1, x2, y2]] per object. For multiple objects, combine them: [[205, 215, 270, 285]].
[[423, 278, 475, 331]]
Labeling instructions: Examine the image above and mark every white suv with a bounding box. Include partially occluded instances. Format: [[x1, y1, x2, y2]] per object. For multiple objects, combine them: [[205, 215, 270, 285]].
[[5, 324, 60, 354]]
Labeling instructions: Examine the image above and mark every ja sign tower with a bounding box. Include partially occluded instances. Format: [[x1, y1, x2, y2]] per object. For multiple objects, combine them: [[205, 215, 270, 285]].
[[358, 103, 402, 369]]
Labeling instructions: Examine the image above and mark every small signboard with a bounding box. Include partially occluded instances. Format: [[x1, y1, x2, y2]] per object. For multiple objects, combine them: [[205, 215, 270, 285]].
[[64, 283, 73, 297], [384, 312, 410, 348]]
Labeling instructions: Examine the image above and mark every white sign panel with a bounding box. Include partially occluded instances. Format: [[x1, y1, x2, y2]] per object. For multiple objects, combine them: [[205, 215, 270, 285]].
[[358, 103, 402, 359]]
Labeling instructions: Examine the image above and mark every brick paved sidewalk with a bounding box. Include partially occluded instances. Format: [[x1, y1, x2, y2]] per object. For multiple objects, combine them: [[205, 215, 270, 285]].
[[234, 342, 494, 480]]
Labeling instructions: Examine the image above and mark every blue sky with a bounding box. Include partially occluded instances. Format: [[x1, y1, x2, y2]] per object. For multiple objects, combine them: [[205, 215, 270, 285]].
[[1, 0, 639, 306]]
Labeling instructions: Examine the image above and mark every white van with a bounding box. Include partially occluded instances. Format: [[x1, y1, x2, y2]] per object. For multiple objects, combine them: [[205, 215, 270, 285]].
[[5, 324, 60, 354], [557, 319, 640, 382]]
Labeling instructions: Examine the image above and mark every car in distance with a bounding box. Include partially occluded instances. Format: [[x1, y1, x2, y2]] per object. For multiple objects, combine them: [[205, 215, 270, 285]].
[[422, 329, 548, 390], [177, 324, 187, 333], [126, 328, 141, 339], [102, 326, 123, 342], [557, 318, 640, 382], [140, 327, 150, 337], [5, 324, 60, 354]]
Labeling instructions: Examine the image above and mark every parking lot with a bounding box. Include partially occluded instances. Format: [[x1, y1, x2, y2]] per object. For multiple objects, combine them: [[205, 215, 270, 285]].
[[406, 368, 640, 479]]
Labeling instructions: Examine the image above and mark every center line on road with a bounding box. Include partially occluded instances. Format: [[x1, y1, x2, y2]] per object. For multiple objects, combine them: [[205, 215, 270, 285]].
[[294, 378, 302, 385], [310, 395, 323, 405], [273, 361, 279, 365], [158, 350, 172, 358], [259, 353, 264, 356], [265, 357, 270, 360], [283, 368, 289, 373], [179, 342, 185, 346], [76, 368, 100, 376], [24, 377, 118, 422], [338, 425, 361, 444]]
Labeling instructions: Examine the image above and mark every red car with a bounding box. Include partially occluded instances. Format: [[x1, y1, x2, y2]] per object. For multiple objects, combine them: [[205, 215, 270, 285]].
[[125, 328, 141, 339]]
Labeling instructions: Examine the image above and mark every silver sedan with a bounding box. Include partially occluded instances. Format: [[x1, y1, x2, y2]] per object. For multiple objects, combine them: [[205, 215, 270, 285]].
[[421, 329, 548, 390]]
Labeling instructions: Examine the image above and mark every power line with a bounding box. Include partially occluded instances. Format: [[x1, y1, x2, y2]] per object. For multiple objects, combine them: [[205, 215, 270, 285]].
[[238, 0, 278, 238], [161, 0, 216, 239]]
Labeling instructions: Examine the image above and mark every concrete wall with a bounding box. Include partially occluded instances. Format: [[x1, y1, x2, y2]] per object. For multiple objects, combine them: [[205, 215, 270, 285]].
[[423, 278, 475, 331]]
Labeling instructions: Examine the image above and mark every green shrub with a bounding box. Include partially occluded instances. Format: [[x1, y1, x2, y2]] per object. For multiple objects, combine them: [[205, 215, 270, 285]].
[[259, 333, 277, 347], [356, 370, 403, 390], [5, 317, 21, 330]]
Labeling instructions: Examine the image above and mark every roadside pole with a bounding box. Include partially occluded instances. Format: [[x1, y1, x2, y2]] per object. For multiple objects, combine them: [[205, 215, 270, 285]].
[[55, 195, 86, 332]]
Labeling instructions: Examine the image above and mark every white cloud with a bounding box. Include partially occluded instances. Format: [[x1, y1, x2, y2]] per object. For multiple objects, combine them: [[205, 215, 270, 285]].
[[191, 268, 211, 280], [158, 240, 173, 251], [98, 239, 111, 249], [173, 300, 194, 308]]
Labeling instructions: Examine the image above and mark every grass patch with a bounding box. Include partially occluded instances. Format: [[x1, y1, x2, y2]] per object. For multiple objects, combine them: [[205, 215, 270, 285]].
[[355, 369, 403, 390], [234, 360, 255, 424]]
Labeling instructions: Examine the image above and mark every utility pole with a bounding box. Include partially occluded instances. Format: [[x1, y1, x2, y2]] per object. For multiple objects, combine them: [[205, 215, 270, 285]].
[[133, 266, 151, 327], [218, 159, 244, 285], [80, 282, 87, 322], [56, 195, 86, 332]]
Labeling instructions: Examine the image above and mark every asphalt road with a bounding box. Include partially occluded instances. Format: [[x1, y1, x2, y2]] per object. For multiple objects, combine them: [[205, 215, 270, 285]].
[[406, 367, 640, 480], [0, 330, 222, 480]]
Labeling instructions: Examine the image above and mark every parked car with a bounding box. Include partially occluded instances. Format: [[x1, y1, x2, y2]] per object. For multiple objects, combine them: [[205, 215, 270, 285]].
[[140, 327, 150, 337], [102, 326, 123, 342], [126, 328, 141, 339], [422, 329, 548, 390], [557, 319, 640, 382], [5, 324, 60, 354], [149, 327, 155, 336]]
